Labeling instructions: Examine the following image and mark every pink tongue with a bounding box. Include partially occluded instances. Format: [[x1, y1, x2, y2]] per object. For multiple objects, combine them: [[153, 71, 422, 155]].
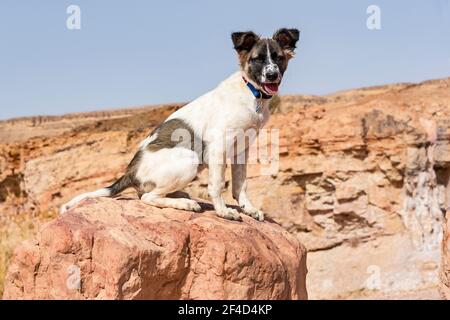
[[263, 83, 279, 95]]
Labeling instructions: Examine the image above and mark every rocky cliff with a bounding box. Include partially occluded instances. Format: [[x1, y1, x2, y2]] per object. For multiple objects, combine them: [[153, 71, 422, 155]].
[[1, 77, 450, 299]]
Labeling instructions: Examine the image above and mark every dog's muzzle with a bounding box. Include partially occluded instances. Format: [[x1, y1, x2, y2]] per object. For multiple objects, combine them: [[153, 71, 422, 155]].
[[261, 64, 281, 95], [262, 64, 281, 83]]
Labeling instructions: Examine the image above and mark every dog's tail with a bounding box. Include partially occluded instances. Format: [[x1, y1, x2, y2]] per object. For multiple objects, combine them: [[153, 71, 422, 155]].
[[60, 175, 133, 214]]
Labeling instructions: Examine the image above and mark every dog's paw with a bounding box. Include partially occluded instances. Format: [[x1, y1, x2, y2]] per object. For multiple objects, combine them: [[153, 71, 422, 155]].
[[216, 207, 242, 221], [186, 200, 202, 212], [242, 206, 265, 221]]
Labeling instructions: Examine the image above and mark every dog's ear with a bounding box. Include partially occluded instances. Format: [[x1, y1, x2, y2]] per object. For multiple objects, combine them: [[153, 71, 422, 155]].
[[273, 28, 300, 57], [231, 31, 260, 53]]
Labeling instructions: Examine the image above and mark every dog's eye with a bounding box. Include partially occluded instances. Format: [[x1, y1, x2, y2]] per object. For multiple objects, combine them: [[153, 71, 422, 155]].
[[272, 53, 284, 62], [252, 55, 265, 63]]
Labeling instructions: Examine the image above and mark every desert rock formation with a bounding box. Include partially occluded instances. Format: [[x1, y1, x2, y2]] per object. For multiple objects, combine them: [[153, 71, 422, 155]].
[[1, 77, 450, 299], [2, 198, 307, 300]]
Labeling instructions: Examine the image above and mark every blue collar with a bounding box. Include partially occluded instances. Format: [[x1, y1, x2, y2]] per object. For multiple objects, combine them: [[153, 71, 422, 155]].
[[243, 77, 273, 100]]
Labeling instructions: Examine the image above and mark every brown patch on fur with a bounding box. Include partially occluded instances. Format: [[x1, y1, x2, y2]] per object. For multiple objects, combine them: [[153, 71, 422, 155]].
[[146, 119, 197, 152], [110, 119, 203, 198], [137, 181, 156, 198], [107, 150, 144, 196], [238, 51, 250, 68]]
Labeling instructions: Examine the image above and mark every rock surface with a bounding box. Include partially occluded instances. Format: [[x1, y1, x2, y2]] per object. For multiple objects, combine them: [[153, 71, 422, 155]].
[[2, 77, 450, 299], [2, 198, 307, 300], [441, 211, 450, 299]]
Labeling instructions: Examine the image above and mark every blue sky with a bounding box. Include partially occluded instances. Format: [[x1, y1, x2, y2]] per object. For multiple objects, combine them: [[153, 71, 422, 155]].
[[0, 0, 449, 120]]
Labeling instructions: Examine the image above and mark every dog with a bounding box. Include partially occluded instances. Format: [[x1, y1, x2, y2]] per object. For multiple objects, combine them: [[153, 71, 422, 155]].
[[61, 28, 300, 221]]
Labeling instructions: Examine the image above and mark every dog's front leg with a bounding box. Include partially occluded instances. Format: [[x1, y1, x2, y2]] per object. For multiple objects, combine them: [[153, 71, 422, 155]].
[[231, 161, 264, 222], [208, 146, 242, 221]]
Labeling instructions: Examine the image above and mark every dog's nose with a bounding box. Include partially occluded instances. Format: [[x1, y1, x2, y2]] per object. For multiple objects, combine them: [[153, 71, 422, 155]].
[[265, 71, 279, 82]]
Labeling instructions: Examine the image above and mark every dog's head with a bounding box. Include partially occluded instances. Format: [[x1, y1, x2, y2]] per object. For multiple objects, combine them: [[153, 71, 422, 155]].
[[232, 28, 300, 95]]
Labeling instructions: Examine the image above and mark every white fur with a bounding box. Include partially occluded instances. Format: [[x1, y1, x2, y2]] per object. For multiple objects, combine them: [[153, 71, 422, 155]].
[[135, 147, 199, 191], [167, 71, 271, 145], [165, 71, 270, 219], [61, 71, 270, 220], [261, 43, 280, 84]]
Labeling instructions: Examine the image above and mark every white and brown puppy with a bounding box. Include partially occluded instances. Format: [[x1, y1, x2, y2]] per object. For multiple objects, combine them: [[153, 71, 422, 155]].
[[61, 28, 300, 221]]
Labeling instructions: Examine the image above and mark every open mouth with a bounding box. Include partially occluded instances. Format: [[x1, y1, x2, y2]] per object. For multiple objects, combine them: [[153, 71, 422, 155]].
[[262, 83, 279, 95]]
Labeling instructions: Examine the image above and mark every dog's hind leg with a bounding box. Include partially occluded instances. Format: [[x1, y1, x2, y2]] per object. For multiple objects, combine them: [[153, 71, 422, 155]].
[[141, 190, 201, 212], [138, 147, 201, 212]]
